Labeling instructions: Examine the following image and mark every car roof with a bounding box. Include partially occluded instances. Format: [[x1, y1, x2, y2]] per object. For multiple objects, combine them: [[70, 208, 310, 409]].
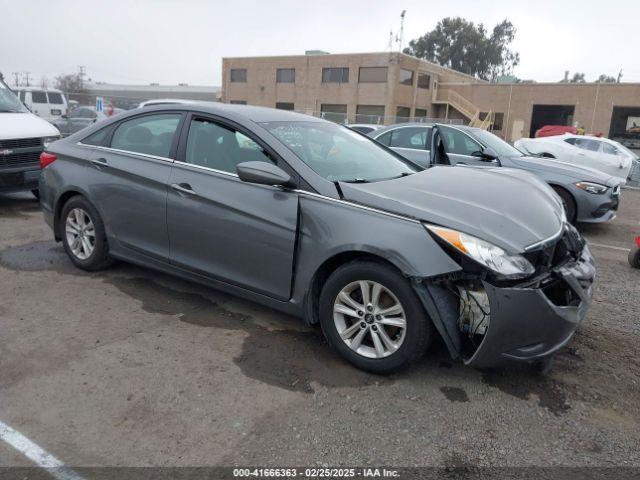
[[370, 122, 435, 137], [15, 87, 63, 93], [135, 102, 327, 124]]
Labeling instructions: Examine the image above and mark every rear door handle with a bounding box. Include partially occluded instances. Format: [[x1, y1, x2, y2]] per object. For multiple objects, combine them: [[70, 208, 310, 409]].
[[170, 183, 196, 195]]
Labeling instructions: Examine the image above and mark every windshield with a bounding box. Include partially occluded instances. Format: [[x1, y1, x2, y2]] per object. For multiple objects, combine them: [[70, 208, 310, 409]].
[[0, 80, 28, 113], [262, 121, 419, 182], [471, 129, 524, 157], [615, 142, 640, 160]]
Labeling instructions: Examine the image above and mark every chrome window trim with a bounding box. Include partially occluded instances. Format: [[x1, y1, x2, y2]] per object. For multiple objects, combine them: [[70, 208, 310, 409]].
[[293, 189, 420, 224], [523, 223, 566, 252], [76, 142, 175, 164], [171, 160, 239, 178]]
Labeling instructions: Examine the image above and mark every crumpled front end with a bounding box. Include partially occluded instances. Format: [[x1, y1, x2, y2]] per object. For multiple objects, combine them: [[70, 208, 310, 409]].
[[416, 224, 595, 368]]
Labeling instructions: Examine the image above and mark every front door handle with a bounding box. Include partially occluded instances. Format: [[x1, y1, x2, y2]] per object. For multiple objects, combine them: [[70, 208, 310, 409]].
[[170, 183, 196, 195], [89, 157, 108, 168]]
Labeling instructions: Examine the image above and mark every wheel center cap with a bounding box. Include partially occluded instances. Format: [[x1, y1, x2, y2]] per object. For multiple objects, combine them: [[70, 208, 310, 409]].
[[365, 313, 374, 323]]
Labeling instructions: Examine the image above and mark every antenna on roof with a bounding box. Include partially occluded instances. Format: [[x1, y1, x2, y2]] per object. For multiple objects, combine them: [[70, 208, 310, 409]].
[[398, 10, 406, 53]]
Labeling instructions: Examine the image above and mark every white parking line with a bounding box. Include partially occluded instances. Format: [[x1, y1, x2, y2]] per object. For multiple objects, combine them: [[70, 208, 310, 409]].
[[588, 242, 631, 252], [0, 420, 85, 480]]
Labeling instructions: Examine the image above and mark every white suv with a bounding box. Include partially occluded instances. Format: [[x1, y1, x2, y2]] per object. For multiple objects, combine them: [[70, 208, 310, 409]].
[[15, 87, 68, 122], [1, 80, 60, 196]]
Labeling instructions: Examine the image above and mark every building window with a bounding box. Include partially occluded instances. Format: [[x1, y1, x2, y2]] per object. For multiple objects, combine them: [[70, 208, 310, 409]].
[[492, 112, 504, 130], [320, 104, 347, 123], [417, 73, 431, 89], [396, 106, 411, 120], [414, 108, 428, 118], [230, 100, 247, 105], [276, 102, 295, 111], [322, 67, 349, 83], [358, 67, 388, 83], [230, 69, 247, 83], [276, 68, 295, 84], [399, 69, 414, 86], [356, 105, 385, 124]]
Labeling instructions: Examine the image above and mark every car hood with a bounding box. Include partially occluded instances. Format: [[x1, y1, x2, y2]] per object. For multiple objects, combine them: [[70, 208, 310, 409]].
[[338, 166, 564, 254], [0, 112, 60, 139], [507, 155, 620, 187]]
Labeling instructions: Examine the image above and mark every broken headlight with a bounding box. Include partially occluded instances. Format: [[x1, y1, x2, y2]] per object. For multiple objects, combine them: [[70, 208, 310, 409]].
[[425, 225, 535, 277]]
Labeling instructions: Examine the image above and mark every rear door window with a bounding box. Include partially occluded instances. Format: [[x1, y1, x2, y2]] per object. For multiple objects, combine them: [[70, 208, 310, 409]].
[[47, 92, 64, 104], [389, 127, 430, 150], [31, 91, 47, 103], [573, 138, 600, 152], [111, 114, 181, 158]]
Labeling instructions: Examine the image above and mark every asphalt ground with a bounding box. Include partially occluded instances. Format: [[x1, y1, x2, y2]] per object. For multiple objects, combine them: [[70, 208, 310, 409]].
[[0, 189, 638, 472]]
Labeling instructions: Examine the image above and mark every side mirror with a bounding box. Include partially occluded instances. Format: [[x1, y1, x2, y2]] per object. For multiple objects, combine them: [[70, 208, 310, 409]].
[[481, 147, 499, 161], [237, 161, 296, 189]]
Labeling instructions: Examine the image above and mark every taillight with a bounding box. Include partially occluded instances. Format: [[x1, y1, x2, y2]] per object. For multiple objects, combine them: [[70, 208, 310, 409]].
[[40, 152, 57, 169], [635, 236, 640, 248]]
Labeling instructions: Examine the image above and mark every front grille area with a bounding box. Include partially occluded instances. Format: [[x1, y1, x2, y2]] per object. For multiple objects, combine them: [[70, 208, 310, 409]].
[[524, 225, 585, 273], [0, 151, 41, 167], [0, 137, 42, 149]]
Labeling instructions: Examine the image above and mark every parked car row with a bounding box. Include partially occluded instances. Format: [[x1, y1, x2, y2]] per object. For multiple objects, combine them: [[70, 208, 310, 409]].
[[38, 103, 595, 373], [364, 123, 622, 224]]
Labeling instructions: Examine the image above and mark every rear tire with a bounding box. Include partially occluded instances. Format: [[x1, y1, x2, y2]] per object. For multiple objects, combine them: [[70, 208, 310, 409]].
[[60, 196, 113, 271], [552, 186, 577, 224], [319, 260, 432, 374], [629, 246, 640, 269]]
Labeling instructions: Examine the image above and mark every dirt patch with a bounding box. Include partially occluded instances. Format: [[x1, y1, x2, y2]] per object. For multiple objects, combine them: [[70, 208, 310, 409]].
[[103, 276, 383, 393], [0, 240, 82, 275], [440, 386, 469, 402], [481, 367, 571, 416]]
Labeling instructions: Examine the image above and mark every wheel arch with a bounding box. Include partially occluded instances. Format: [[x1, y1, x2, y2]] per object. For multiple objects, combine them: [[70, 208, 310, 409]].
[[547, 183, 577, 222], [53, 188, 98, 241], [302, 250, 405, 325]]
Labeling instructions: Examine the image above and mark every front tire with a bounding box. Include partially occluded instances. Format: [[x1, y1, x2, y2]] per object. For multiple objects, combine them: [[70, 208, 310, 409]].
[[319, 260, 432, 374], [629, 246, 640, 269], [61, 196, 112, 271]]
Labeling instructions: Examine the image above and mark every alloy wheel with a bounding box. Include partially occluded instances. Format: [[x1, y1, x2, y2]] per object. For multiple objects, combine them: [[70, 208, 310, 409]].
[[65, 208, 96, 260], [333, 280, 407, 359]]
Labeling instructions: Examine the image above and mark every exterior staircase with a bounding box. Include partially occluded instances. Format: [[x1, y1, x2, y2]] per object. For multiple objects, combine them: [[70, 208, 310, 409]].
[[432, 87, 493, 130]]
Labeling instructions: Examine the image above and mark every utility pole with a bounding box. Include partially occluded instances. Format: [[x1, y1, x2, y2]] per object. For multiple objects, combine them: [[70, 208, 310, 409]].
[[398, 10, 406, 53], [617, 69, 623, 83], [23, 72, 31, 87], [78, 65, 86, 89], [11, 72, 20, 86]]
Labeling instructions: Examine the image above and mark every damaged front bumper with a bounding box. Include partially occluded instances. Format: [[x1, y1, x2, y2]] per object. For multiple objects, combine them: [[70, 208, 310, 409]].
[[417, 243, 596, 369]]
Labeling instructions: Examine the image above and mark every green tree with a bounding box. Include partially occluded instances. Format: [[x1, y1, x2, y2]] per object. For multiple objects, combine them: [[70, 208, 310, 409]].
[[560, 71, 586, 83], [54, 73, 83, 93], [596, 74, 617, 83], [403, 17, 520, 81]]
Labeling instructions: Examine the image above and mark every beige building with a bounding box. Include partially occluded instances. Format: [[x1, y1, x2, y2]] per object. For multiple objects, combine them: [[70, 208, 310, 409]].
[[222, 51, 640, 147]]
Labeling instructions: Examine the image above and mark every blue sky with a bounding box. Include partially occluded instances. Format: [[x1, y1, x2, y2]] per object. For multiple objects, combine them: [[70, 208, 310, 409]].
[[1, 0, 637, 86]]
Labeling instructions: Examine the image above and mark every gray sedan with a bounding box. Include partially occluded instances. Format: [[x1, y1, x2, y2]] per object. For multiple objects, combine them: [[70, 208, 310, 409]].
[[39, 104, 594, 372], [52, 106, 124, 136], [370, 123, 622, 223]]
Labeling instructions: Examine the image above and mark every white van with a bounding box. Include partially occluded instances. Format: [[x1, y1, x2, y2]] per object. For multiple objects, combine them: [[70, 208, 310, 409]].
[[1, 80, 60, 197], [15, 87, 69, 122]]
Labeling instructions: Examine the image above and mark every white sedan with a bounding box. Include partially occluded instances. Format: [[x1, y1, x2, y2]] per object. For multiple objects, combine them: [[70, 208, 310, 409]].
[[515, 134, 637, 184]]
